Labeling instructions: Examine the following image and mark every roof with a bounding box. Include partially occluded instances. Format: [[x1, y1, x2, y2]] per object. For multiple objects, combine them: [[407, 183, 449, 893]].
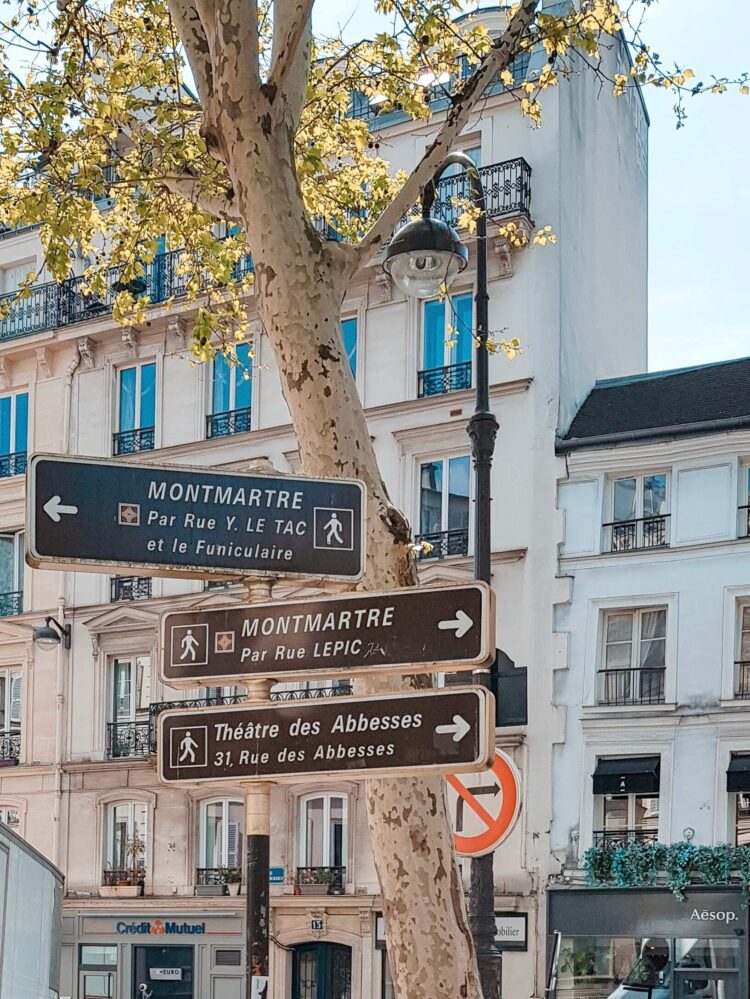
[[558, 356, 750, 452]]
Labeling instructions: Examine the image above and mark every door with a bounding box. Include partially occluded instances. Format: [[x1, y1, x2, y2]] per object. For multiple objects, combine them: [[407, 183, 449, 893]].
[[79, 971, 116, 998], [133, 946, 194, 998], [674, 970, 741, 999], [292, 943, 351, 999]]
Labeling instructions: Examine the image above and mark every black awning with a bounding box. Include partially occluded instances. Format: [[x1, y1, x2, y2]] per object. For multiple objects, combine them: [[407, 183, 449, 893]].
[[593, 756, 661, 795], [727, 754, 750, 793]]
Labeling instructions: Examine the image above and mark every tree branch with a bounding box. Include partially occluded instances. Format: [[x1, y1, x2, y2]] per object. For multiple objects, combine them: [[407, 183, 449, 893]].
[[166, 0, 214, 107], [270, 0, 314, 91], [356, 0, 539, 260], [158, 174, 243, 225]]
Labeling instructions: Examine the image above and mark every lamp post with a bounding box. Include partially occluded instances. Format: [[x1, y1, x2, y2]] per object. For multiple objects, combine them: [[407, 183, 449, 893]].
[[383, 151, 501, 999]]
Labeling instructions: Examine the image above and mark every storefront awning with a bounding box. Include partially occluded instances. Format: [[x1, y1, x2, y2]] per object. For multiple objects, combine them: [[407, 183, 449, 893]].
[[727, 754, 750, 792], [592, 756, 660, 795]]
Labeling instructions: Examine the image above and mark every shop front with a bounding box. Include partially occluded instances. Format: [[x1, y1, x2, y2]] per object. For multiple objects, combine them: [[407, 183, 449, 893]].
[[547, 887, 748, 999], [60, 908, 245, 999]]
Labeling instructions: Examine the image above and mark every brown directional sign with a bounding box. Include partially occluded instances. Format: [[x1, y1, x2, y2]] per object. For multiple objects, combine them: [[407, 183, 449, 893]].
[[160, 583, 494, 687], [157, 687, 494, 784], [26, 453, 365, 581]]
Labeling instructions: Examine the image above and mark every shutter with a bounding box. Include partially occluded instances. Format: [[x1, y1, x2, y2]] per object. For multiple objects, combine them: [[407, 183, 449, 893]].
[[227, 821, 239, 866], [9, 673, 21, 726]]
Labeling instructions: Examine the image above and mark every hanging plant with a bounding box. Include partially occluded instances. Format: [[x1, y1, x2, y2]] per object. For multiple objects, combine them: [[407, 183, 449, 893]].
[[694, 845, 731, 886], [582, 846, 612, 886]]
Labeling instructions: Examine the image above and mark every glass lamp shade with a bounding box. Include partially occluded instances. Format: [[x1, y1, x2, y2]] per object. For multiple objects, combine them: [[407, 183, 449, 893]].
[[33, 624, 60, 650], [382, 217, 468, 299]]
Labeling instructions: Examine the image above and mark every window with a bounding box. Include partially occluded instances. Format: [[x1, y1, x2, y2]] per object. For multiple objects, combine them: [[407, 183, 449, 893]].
[[726, 755, 750, 845], [0, 392, 27, 477], [0, 671, 21, 764], [735, 606, 750, 697], [417, 455, 470, 559], [198, 799, 244, 877], [0, 807, 19, 830], [79, 944, 117, 999], [605, 473, 669, 551], [114, 362, 155, 454], [418, 293, 473, 397], [599, 609, 666, 705], [341, 318, 357, 377], [208, 343, 252, 438], [736, 793, 750, 846], [296, 794, 346, 893], [381, 951, 395, 999], [107, 656, 151, 759], [104, 802, 146, 885], [0, 532, 23, 616], [592, 757, 660, 848]]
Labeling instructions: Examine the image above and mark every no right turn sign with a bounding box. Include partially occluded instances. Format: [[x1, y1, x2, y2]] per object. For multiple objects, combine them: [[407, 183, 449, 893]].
[[447, 748, 522, 857]]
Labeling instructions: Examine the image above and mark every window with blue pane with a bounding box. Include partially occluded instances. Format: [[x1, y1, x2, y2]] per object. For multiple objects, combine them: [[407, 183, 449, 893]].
[[0, 393, 28, 478], [114, 364, 155, 455], [419, 294, 473, 397], [208, 343, 253, 438], [417, 455, 470, 559], [341, 319, 357, 377]]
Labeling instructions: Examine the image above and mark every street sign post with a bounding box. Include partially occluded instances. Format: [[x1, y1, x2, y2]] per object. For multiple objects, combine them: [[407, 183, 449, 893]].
[[158, 688, 494, 784], [26, 454, 365, 581], [159, 582, 494, 687], [447, 748, 522, 858]]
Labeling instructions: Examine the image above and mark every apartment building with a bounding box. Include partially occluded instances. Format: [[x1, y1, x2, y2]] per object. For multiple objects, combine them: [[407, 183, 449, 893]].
[[552, 359, 750, 999], [0, 5, 648, 998]]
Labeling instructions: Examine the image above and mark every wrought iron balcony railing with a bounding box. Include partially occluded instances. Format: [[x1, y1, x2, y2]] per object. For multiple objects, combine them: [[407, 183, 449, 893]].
[[207, 406, 252, 439], [107, 720, 151, 759], [0, 730, 20, 764], [735, 661, 750, 699], [415, 529, 469, 560], [110, 576, 152, 602], [0, 591, 23, 618], [597, 667, 666, 706], [113, 426, 154, 455], [196, 867, 241, 887], [418, 362, 471, 398], [102, 867, 145, 887], [602, 514, 670, 553], [592, 829, 659, 849], [295, 866, 346, 895], [272, 683, 353, 702], [0, 451, 26, 478]]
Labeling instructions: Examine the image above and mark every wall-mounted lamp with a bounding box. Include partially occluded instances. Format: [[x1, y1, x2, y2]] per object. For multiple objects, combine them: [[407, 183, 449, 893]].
[[32, 616, 71, 651]]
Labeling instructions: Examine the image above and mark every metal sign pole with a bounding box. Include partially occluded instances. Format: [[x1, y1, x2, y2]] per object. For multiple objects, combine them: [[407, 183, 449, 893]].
[[242, 579, 276, 999]]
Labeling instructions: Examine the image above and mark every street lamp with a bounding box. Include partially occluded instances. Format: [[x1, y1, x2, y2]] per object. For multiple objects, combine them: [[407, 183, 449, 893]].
[[33, 616, 71, 651], [383, 150, 502, 999]]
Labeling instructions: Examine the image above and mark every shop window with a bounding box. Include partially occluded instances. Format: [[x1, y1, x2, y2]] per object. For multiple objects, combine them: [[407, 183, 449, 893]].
[[604, 472, 669, 552], [416, 454, 470, 560], [418, 293, 473, 397], [114, 361, 155, 454], [0, 392, 27, 477], [103, 801, 146, 888], [296, 793, 347, 894], [0, 532, 24, 616], [107, 655, 151, 759], [599, 608, 667, 705], [79, 944, 117, 999], [208, 342, 252, 438], [197, 799, 244, 886], [592, 756, 660, 848]]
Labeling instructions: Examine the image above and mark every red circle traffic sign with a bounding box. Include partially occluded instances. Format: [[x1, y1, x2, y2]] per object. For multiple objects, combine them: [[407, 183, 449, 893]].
[[446, 748, 522, 858]]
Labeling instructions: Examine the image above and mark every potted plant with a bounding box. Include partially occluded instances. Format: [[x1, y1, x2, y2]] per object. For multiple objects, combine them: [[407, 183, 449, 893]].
[[116, 828, 145, 897], [296, 868, 340, 896], [223, 866, 242, 896]]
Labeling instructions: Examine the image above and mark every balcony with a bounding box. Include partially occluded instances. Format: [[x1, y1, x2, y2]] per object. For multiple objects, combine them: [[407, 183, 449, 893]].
[[0, 591, 22, 618], [592, 829, 659, 849], [113, 426, 154, 456], [597, 667, 666, 706], [0, 730, 20, 766], [735, 661, 750, 698], [418, 362, 471, 399], [602, 514, 670, 553], [207, 406, 252, 439], [0, 451, 26, 478], [415, 529, 469, 560], [107, 720, 151, 759], [195, 867, 242, 896], [271, 682, 352, 702], [102, 867, 145, 897], [110, 576, 152, 602], [295, 866, 346, 896]]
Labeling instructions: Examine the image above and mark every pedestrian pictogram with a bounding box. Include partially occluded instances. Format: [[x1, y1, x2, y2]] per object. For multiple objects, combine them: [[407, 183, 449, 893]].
[[446, 748, 522, 858], [169, 725, 208, 769], [314, 507, 354, 550]]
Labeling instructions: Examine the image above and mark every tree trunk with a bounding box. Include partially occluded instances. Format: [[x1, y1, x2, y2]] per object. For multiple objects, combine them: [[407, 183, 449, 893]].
[[233, 124, 481, 997]]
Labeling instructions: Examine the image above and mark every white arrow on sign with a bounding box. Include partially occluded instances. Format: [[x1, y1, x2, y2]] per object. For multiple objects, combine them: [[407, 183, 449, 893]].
[[435, 714, 471, 743], [43, 495, 79, 523], [438, 609, 474, 639]]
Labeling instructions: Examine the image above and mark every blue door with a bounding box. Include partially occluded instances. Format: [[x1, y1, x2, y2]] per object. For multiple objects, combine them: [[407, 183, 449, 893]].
[[292, 943, 351, 999]]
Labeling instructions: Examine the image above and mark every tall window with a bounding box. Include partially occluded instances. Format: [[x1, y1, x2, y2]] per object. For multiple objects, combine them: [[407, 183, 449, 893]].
[[417, 455, 470, 559], [736, 793, 750, 846], [606, 473, 669, 551], [108, 656, 151, 759], [198, 800, 244, 873], [341, 318, 357, 377], [592, 756, 660, 847], [419, 293, 473, 397], [298, 794, 346, 874], [0, 532, 23, 617], [115, 362, 155, 454], [105, 801, 146, 879], [208, 344, 252, 438], [0, 671, 22, 762], [736, 606, 750, 698], [0, 807, 19, 831], [0, 392, 27, 477], [599, 608, 666, 705]]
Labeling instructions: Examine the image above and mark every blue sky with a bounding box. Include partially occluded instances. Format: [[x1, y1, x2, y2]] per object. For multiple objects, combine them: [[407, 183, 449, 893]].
[[314, 0, 750, 372]]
